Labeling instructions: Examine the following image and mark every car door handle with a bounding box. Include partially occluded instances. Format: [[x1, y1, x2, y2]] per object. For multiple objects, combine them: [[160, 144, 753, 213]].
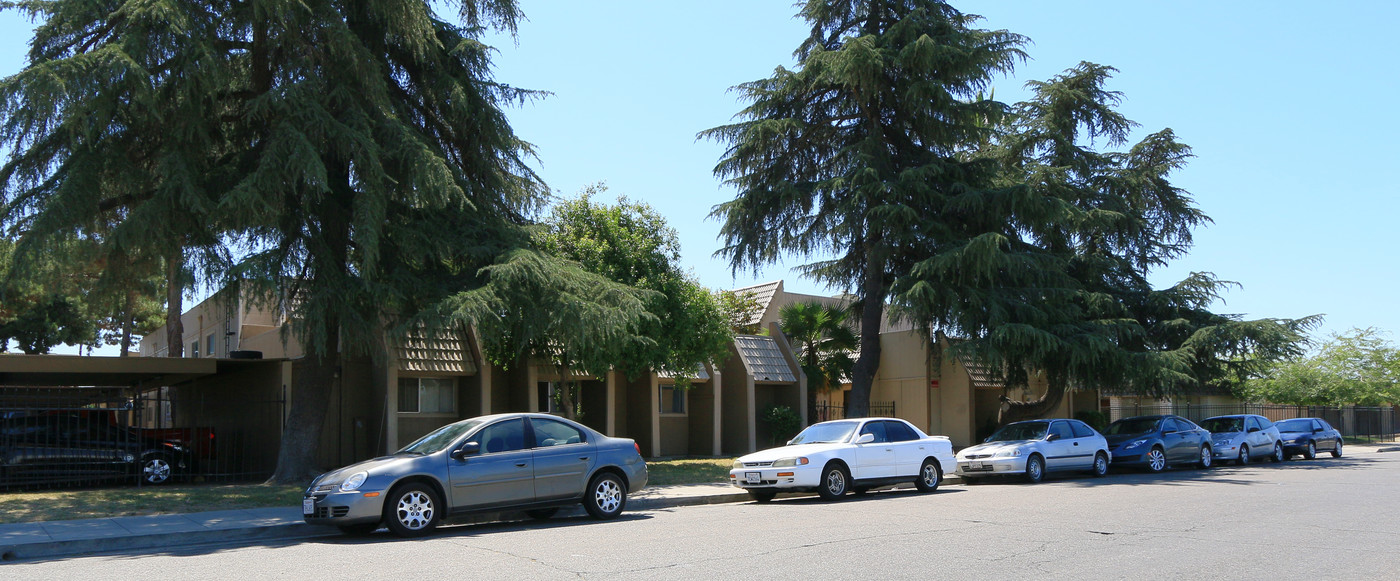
[[579, 457, 591, 462], [515, 462, 527, 468]]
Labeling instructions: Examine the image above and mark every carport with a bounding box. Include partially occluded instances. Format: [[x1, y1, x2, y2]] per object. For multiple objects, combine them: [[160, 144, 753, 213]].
[[0, 354, 288, 484]]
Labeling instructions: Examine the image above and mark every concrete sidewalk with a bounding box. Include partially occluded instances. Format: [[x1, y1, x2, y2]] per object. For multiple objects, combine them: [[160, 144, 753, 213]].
[[3, 444, 1395, 563], [0, 482, 764, 562]]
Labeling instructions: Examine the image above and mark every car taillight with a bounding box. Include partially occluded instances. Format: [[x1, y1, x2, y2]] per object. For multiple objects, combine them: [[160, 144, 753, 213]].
[[635, 443, 641, 455]]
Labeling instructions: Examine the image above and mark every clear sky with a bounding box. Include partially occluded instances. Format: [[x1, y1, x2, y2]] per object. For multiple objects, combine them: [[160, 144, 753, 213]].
[[3, 1, 1397, 355]]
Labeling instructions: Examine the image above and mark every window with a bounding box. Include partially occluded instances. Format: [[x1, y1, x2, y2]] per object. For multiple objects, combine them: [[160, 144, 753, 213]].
[[190, 341, 199, 358], [398, 377, 456, 414], [537, 382, 561, 414], [1049, 421, 1073, 441], [883, 420, 918, 442], [206, 333, 217, 358], [470, 418, 526, 454], [1069, 420, 1096, 438], [532, 418, 584, 447], [859, 420, 888, 443], [658, 384, 686, 414]]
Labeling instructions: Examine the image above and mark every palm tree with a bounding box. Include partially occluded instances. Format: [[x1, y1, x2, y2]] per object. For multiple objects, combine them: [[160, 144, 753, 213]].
[[779, 301, 858, 423]]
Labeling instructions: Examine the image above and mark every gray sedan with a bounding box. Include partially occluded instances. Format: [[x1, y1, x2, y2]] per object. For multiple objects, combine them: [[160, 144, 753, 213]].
[[303, 413, 648, 536]]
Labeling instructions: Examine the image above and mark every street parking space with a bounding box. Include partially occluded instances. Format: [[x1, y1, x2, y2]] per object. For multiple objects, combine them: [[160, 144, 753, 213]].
[[8, 448, 1397, 579]]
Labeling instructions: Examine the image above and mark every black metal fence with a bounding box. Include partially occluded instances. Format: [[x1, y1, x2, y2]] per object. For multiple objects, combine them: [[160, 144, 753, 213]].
[[814, 401, 897, 422], [1103, 402, 1398, 443], [1, 386, 285, 491]]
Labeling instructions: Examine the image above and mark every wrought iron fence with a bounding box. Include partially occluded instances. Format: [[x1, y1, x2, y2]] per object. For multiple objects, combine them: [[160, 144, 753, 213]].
[[1103, 401, 1398, 443], [1, 386, 285, 491], [813, 401, 896, 422]]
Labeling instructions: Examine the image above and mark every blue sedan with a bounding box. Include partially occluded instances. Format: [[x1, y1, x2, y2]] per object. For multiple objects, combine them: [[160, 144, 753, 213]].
[[1105, 415, 1214, 472]]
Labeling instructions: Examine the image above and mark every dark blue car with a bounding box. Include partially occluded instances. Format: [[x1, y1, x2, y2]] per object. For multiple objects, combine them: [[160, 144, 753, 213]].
[[1104, 415, 1214, 472], [1275, 417, 1343, 460]]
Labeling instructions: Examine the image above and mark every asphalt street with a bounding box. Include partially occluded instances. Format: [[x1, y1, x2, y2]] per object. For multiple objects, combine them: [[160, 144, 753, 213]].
[[7, 451, 1398, 580]]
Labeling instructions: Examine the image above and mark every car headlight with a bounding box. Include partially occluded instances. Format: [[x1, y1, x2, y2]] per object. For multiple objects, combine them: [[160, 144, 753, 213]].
[[992, 448, 1023, 458], [1123, 439, 1148, 450], [339, 471, 368, 492], [733, 459, 746, 470], [772, 457, 809, 468]]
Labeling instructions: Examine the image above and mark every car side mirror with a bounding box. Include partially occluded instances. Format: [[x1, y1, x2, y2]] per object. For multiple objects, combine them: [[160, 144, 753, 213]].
[[786, 438, 796, 445], [1045, 433, 1059, 441], [1248, 427, 1260, 433], [1313, 427, 1324, 433], [856, 433, 875, 445], [451, 442, 481, 461]]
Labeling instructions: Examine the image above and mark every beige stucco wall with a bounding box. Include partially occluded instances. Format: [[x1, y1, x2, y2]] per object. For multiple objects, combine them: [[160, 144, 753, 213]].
[[938, 355, 976, 447], [872, 329, 932, 431]]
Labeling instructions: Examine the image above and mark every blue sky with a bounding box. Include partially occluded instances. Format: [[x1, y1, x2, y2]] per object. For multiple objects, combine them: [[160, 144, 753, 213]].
[[3, 1, 1398, 354]]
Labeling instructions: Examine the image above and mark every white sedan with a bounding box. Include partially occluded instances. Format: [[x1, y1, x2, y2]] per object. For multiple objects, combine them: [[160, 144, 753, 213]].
[[956, 418, 1111, 483], [728, 417, 956, 502]]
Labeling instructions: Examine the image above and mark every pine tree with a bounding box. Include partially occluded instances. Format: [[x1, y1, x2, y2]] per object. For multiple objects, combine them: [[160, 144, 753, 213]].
[[704, 0, 1027, 416], [1, 1, 620, 483], [898, 62, 1316, 423]]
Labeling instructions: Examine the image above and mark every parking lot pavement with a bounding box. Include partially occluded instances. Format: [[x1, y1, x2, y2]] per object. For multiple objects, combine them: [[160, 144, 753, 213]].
[[1, 444, 1392, 562]]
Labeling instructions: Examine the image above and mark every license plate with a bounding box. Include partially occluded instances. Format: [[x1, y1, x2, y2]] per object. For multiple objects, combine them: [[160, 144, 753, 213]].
[[745, 471, 762, 484], [968, 462, 986, 470], [303, 497, 315, 515]]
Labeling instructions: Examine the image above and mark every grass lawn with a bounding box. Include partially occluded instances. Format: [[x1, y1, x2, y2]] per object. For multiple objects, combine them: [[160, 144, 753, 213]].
[[0, 458, 735, 524], [645, 457, 734, 486], [0, 484, 305, 524]]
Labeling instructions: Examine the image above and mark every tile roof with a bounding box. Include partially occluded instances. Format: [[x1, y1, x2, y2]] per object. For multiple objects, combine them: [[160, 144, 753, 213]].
[[729, 280, 782, 325], [394, 326, 477, 375], [733, 335, 797, 383]]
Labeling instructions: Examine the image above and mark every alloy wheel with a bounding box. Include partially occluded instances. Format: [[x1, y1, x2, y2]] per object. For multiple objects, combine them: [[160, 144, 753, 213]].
[[594, 477, 623, 514], [143, 458, 171, 484], [395, 490, 435, 531], [1147, 448, 1166, 472]]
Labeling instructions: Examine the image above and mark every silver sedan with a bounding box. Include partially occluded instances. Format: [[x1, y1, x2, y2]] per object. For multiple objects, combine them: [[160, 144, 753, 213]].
[[303, 413, 648, 536], [1200, 414, 1284, 465]]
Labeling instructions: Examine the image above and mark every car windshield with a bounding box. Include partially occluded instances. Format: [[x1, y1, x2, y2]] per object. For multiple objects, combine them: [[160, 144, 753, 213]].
[[1200, 417, 1245, 433], [1106, 417, 1161, 436], [1276, 419, 1313, 432], [789, 421, 859, 445], [986, 421, 1049, 442], [398, 418, 487, 455]]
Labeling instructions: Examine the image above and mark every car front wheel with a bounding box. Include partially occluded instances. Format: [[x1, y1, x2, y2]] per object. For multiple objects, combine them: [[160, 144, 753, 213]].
[[1090, 452, 1109, 477], [141, 455, 174, 485], [1237, 444, 1249, 466], [915, 459, 941, 492], [384, 483, 441, 537], [1304, 441, 1317, 460], [1271, 443, 1284, 463], [817, 463, 850, 500], [1146, 447, 1167, 473], [1198, 445, 1213, 469], [1025, 454, 1045, 484], [1331, 440, 1343, 458], [583, 472, 626, 519]]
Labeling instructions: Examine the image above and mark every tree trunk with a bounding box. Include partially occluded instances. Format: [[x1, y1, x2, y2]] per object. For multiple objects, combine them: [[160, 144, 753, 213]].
[[119, 288, 135, 357], [805, 348, 820, 424], [267, 341, 339, 484], [267, 162, 354, 484], [998, 375, 1069, 425], [164, 249, 184, 357], [847, 251, 886, 418]]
